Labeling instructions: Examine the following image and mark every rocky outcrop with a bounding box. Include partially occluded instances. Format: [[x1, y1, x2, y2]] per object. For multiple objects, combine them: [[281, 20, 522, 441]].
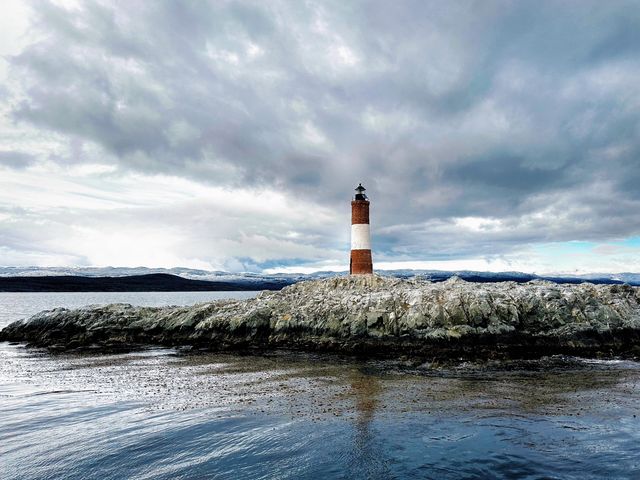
[[2, 275, 640, 359]]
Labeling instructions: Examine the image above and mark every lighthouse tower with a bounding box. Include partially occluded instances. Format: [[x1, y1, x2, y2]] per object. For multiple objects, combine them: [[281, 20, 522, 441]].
[[350, 183, 373, 275]]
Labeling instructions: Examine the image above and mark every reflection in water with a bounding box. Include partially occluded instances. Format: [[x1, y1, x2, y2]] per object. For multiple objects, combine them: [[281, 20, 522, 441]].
[[344, 367, 390, 478], [1, 345, 640, 479]]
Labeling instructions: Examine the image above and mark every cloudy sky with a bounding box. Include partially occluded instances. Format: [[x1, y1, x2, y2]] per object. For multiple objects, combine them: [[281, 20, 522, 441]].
[[1, 0, 639, 274]]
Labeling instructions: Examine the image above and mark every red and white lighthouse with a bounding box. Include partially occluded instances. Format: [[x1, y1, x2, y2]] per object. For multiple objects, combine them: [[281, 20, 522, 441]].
[[350, 183, 373, 275]]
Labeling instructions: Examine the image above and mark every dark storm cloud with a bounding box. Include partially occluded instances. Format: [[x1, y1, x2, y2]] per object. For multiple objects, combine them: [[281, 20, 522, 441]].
[[7, 0, 640, 261]]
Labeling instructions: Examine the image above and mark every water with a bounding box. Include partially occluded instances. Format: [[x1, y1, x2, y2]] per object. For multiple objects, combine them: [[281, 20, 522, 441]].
[[1, 293, 640, 479]]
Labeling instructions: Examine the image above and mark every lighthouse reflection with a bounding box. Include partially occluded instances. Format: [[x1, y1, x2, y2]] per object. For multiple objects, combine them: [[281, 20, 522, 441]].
[[343, 366, 391, 478]]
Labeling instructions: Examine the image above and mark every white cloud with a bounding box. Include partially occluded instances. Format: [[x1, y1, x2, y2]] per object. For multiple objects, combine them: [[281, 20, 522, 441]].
[[0, 164, 346, 270], [1, 1, 640, 273]]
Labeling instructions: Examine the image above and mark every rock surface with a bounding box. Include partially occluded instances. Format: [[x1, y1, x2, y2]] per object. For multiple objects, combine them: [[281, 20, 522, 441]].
[[2, 275, 640, 359]]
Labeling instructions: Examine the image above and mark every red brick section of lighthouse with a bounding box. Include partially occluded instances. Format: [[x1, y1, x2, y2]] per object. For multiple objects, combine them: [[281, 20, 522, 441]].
[[350, 185, 373, 275]]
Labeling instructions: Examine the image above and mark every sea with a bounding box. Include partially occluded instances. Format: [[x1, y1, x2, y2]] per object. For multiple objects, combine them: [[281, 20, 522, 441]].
[[1, 291, 639, 479]]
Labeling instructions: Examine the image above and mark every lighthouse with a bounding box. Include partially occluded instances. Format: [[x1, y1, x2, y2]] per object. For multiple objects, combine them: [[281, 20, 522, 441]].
[[350, 183, 373, 275]]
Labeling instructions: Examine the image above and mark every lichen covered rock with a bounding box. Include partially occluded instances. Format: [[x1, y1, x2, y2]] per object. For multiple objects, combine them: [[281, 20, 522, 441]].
[[2, 275, 640, 359]]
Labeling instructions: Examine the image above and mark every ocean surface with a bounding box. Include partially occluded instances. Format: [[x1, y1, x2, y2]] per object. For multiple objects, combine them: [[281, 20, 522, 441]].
[[1, 292, 640, 479]]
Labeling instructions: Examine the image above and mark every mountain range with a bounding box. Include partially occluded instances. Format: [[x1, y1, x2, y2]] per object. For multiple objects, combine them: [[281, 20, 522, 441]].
[[0, 266, 639, 292]]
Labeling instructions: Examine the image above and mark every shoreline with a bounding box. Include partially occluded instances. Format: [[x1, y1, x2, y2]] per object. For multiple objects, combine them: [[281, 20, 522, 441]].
[[4, 330, 640, 361], [2, 275, 640, 360]]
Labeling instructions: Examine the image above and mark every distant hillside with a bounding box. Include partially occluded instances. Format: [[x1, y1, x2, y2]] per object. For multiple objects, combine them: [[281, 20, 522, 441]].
[[0, 267, 638, 291], [0, 273, 292, 292]]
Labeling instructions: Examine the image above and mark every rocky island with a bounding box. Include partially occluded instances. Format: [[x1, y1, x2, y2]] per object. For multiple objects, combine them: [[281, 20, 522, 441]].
[[2, 275, 640, 359]]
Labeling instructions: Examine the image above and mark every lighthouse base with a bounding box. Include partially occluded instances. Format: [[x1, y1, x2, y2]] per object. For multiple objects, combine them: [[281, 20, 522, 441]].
[[350, 249, 373, 275]]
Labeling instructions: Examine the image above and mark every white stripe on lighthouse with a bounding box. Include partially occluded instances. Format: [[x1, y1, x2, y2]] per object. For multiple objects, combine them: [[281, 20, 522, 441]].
[[351, 224, 371, 250]]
